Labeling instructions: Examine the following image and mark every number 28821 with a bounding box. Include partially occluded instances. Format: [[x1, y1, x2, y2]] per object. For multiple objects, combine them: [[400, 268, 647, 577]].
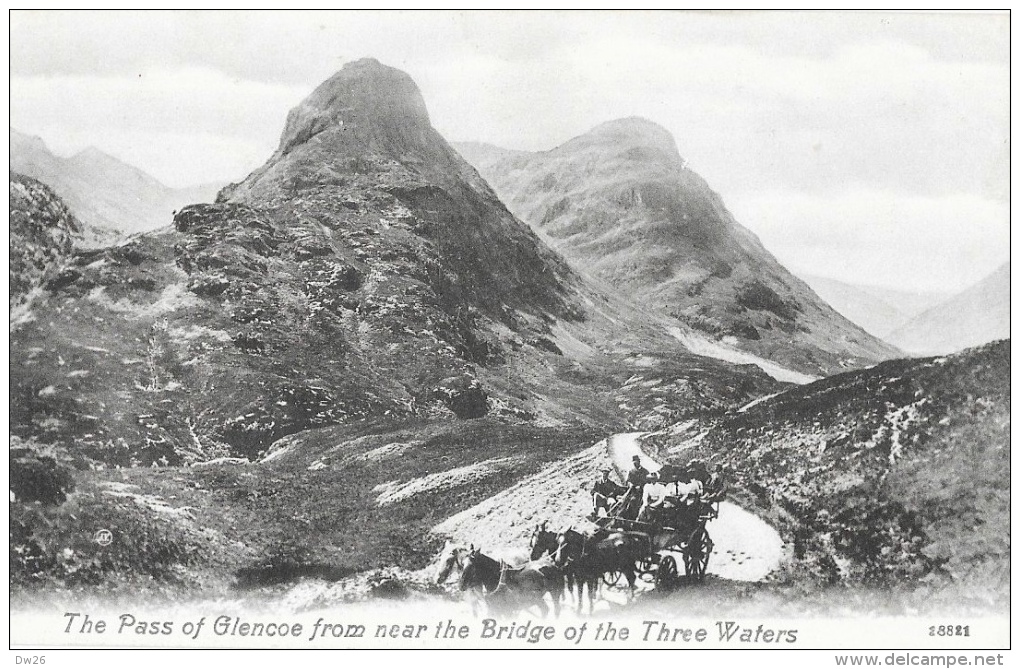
[[929, 625, 970, 637]]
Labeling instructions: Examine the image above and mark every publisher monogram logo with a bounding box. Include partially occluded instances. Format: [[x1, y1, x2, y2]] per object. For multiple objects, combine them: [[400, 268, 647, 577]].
[[94, 529, 113, 546]]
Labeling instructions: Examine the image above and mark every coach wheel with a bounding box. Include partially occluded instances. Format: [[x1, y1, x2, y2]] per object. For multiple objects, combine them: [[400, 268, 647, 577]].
[[683, 528, 712, 581], [655, 555, 678, 590]]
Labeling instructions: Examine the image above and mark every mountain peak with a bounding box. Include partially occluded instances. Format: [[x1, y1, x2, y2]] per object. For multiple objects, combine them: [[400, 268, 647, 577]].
[[277, 58, 431, 156], [69, 146, 116, 164], [591, 116, 671, 137], [460, 117, 900, 377], [564, 116, 682, 165], [10, 127, 51, 154]]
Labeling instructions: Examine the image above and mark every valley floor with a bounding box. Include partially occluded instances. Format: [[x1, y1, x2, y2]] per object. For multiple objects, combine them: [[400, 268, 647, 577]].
[[12, 420, 1004, 624]]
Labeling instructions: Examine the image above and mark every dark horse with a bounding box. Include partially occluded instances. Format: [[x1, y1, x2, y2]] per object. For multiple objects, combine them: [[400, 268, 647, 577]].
[[436, 542, 503, 616], [555, 528, 651, 614], [529, 522, 560, 561], [531, 521, 575, 603], [488, 554, 563, 618]]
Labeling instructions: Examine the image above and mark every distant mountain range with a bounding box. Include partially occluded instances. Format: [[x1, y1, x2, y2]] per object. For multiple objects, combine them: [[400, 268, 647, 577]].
[[885, 262, 1010, 355], [800, 274, 950, 339], [456, 123, 898, 377], [9, 127, 221, 245]]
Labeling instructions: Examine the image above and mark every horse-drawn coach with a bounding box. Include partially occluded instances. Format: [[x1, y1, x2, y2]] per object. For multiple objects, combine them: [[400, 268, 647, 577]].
[[594, 462, 720, 589], [437, 457, 723, 616], [546, 461, 721, 610]]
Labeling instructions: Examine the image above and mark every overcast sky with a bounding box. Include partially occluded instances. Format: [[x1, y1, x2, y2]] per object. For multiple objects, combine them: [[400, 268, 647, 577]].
[[9, 10, 1010, 293]]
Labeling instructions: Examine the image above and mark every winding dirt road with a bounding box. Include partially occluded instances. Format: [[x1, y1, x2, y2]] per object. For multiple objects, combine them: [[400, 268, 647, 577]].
[[431, 431, 784, 583], [255, 430, 789, 618]]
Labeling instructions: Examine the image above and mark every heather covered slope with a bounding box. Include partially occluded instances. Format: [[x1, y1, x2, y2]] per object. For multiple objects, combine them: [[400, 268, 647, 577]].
[[12, 343, 1005, 612], [650, 339, 1009, 610], [886, 263, 1010, 355], [10, 60, 781, 470], [9, 172, 80, 309], [456, 121, 898, 377]]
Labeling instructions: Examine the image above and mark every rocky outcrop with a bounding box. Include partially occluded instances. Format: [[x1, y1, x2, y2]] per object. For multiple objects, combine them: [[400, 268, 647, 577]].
[[9, 172, 80, 308], [220, 59, 577, 322], [9, 436, 75, 505], [432, 375, 488, 419]]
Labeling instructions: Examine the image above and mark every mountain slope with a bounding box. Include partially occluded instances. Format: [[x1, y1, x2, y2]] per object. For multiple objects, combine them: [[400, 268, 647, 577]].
[[10, 60, 780, 469], [217, 59, 580, 320], [455, 122, 899, 377], [9, 172, 80, 309], [9, 128, 221, 243], [801, 274, 950, 339], [885, 263, 1010, 355], [651, 339, 1009, 609]]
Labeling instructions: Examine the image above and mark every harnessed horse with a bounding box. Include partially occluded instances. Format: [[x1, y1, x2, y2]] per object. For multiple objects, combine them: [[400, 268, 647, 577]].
[[555, 528, 651, 614], [529, 521, 560, 561], [436, 542, 502, 616], [488, 553, 563, 618], [531, 521, 578, 603]]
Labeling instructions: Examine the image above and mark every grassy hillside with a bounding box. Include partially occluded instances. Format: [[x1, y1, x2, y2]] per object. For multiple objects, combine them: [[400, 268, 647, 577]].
[[650, 340, 1009, 610], [10, 418, 603, 606]]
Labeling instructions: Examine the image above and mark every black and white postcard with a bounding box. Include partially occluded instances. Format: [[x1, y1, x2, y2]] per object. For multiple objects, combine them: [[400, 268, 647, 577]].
[[8, 10, 1011, 662]]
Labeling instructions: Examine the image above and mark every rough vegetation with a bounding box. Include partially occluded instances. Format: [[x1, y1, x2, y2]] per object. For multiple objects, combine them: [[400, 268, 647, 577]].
[[649, 340, 1010, 611], [9, 418, 601, 606], [9, 172, 80, 308]]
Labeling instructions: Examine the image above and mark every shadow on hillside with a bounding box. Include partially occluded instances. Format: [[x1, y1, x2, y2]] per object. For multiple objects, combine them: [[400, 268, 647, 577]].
[[234, 561, 358, 589], [233, 541, 359, 589]]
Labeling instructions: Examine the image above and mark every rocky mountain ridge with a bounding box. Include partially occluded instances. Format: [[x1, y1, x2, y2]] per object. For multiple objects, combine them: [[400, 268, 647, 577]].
[[455, 120, 900, 377]]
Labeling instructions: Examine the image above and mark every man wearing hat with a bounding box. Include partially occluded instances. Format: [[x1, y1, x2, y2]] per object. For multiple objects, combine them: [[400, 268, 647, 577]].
[[627, 455, 652, 490], [591, 468, 626, 519], [621, 455, 653, 519], [703, 463, 728, 503]]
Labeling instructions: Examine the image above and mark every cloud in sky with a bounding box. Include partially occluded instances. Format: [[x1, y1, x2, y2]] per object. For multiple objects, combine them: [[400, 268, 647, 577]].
[[8, 10, 1009, 293]]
